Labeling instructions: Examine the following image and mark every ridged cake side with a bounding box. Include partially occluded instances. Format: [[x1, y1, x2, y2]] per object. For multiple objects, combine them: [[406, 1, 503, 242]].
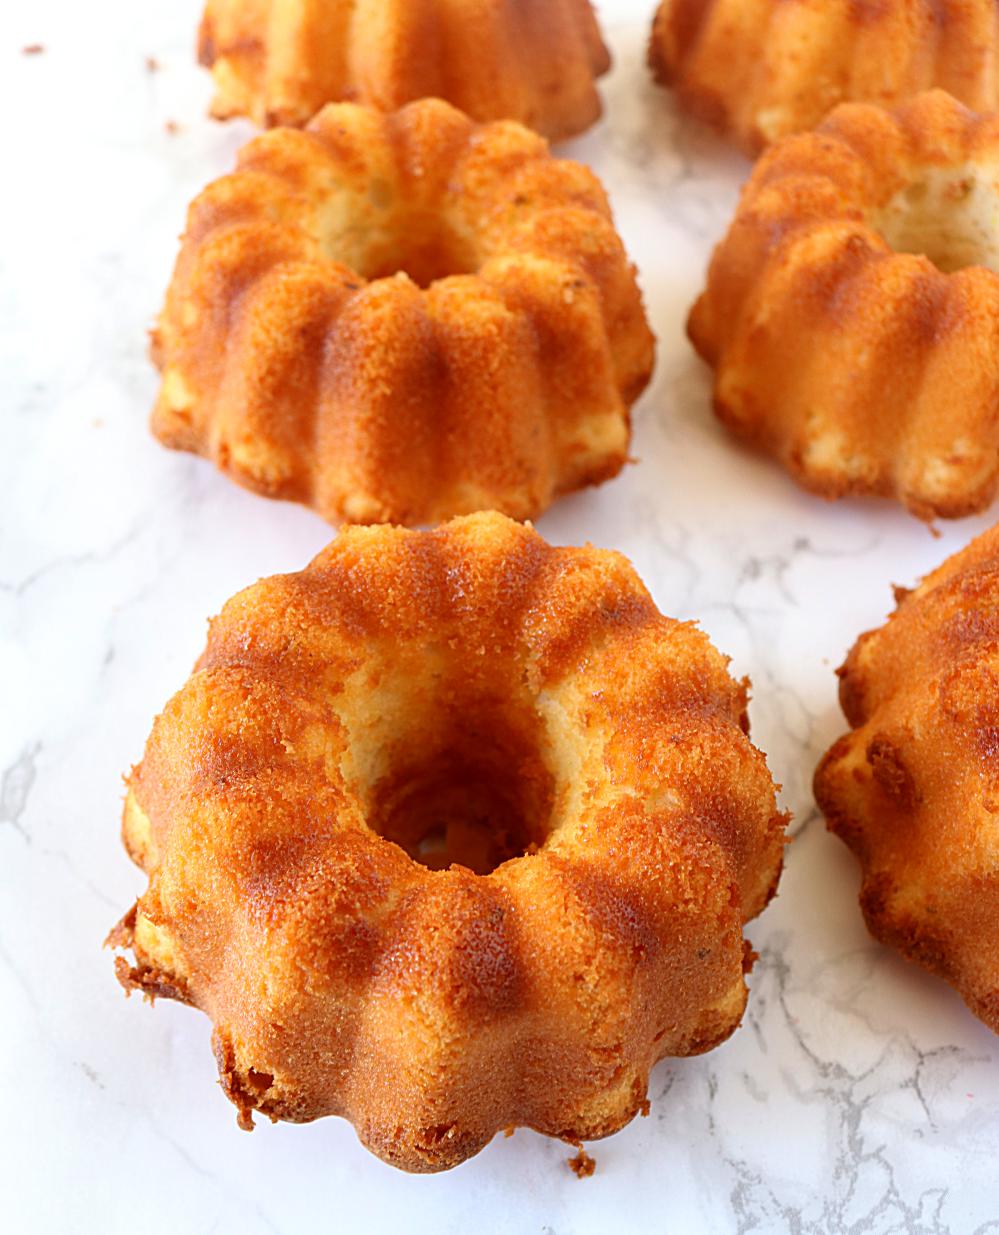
[[110, 512, 786, 1172], [688, 90, 999, 521], [200, 0, 611, 138], [815, 524, 999, 1033], [152, 98, 654, 526], [650, 0, 999, 153]]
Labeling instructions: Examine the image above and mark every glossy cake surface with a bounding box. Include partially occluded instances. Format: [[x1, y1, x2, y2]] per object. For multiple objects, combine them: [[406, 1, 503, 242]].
[[110, 512, 787, 1171], [650, 0, 999, 153], [689, 90, 999, 521], [816, 525, 999, 1034], [152, 98, 654, 526], [200, 0, 611, 139]]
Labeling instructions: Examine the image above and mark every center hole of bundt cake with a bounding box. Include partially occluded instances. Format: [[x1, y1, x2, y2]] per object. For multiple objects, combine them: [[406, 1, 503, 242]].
[[366, 709, 556, 876], [365, 218, 479, 287], [321, 193, 480, 288], [873, 168, 999, 273]]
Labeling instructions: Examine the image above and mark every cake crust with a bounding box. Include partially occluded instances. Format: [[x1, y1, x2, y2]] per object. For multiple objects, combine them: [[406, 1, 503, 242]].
[[151, 98, 654, 526], [650, 0, 999, 154], [815, 524, 999, 1033], [110, 512, 787, 1171], [688, 89, 999, 521], [199, 0, 611, 140]]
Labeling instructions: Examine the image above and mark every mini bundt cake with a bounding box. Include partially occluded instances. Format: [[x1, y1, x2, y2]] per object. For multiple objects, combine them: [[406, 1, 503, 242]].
[[199, 0, 610, 139], [688, 90, 999, 521], [109, 512, 787, 1172], [815, 525, 999, 1033], [152, 98, 654, 526], [650, 0, 999, 154]]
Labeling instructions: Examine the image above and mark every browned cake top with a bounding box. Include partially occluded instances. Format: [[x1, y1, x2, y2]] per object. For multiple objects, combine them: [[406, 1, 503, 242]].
[[816, 523, 999, 1032], [113, 512, 786, 1170], [153, 98, 654, 525], [200, 0, 610, 137], [689, 89, 999, 521], [651, 0, 999, 153]]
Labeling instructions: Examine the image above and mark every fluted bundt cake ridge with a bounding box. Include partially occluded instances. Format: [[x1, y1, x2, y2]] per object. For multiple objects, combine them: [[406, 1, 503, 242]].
[[152, 98, 654, 526], [650, 0, 999, 153], [110, 512, 787, 1172], [688, 89, 999, 521], [816, 524, 999, 1033], [200, 0, 611, 139]]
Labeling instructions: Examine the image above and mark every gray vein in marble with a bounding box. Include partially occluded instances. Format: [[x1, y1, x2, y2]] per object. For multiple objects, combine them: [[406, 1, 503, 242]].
[[0, 932, 44, 1023], [0, 520, 147, 597], [718, 932, 995, 1234], [1, 742, 40, 843], [40, 841, 121, 912]]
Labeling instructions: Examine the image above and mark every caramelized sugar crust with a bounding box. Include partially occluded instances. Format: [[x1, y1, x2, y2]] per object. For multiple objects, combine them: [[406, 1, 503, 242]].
[[688, 90, 999, 521], [199, 0, 611, 139], [110, 512, 787, 1172], [151, 98, 654, 527], [650, 0, 999, 153], [816, 524, 999, 1033]]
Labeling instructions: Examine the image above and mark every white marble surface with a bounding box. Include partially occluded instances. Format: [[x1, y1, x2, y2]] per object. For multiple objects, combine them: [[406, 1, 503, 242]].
[[3, 1, 999, 1231]]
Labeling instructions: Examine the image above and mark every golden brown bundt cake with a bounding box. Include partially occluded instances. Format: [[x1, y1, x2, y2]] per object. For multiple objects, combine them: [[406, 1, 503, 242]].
[[815, 525, 999, 1034], [688, 90, 999, 522], [152, 98, 654, 527], [199, 0, 611, 139], [650, 0, 999, 154], [108, 512, 787, 1172]]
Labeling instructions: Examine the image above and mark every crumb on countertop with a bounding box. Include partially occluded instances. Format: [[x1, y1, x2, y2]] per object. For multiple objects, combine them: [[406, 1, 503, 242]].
[[145, 55, 160, 73], [567, 1147, 596, 1178], [22, 43, 45, 55], [164, 119, 180, 136]]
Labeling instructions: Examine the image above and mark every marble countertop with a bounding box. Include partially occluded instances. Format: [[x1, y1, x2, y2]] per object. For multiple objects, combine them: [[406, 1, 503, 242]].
[[4, 1, 999, 1231]]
